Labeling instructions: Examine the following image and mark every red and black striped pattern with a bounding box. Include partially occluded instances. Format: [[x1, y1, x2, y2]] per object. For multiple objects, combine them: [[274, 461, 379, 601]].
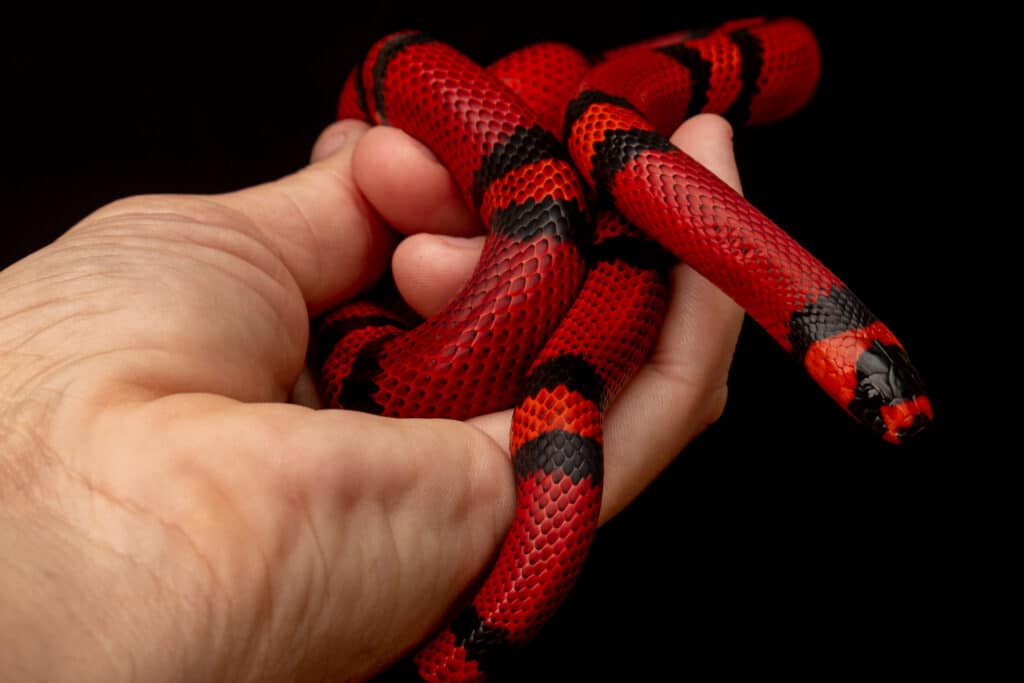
[[563, 17, 931, 442], [321, 17, 932, 681], [413, 212, 671, 679]]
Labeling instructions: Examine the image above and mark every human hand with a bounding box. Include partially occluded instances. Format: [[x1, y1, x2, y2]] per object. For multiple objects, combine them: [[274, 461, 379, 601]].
[[0, 113, 742, 681]]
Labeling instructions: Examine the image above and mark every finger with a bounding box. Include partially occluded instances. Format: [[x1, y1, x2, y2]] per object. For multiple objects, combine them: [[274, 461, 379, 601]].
[[216, 120, 397, 315], [671, 113, 743, 194], [392, 233, 484, 317], [99, 396, 513, 680], [599, 113, 746, 523], [351, 126, 482, 238], [647, 113, 744, 389], [310, 120, 353, 162]]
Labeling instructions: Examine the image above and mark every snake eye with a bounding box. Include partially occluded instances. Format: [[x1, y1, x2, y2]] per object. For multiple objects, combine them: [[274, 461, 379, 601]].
[[859, 381, 881, 401]]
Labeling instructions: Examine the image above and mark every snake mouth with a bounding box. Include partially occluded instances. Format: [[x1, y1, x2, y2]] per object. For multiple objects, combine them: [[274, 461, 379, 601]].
[[848, 340, 932, 444], [880, 395, 933, 444]]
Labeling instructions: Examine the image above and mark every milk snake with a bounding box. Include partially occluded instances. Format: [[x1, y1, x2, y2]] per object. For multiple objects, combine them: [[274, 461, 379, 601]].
[[315, 16, 932, 681]]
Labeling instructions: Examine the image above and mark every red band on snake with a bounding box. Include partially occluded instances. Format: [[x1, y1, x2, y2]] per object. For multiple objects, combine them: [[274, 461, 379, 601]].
[[320, 17, 932, 681]]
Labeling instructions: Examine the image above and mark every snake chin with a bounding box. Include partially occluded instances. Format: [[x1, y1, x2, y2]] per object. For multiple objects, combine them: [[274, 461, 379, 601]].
[[848, 340, 932, 444]]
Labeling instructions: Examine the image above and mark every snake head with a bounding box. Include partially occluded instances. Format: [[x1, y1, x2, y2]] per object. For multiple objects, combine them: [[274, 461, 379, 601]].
[[848, 340, 932, 444]]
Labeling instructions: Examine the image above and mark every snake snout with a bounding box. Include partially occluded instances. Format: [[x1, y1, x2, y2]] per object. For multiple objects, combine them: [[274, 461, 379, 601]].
[[848, 339, 932, 444], [881, 394, 933, 444]]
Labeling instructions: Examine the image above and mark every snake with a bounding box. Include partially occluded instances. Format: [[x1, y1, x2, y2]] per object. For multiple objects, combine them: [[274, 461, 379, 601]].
[[315, 16, 933, 681]]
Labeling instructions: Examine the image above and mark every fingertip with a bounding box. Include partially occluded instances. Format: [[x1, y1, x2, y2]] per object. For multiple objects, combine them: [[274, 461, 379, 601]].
[[351, 126, 481, 237], [311, 119, 370, 162], [679, 112, 734, 142], [670, 114, 742, 194], [393, 233, 484, 318]]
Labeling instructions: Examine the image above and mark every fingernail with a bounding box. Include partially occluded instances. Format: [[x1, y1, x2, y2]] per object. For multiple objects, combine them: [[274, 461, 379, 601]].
[[312, 120, 368, 162], [313, 131, 349, 160]]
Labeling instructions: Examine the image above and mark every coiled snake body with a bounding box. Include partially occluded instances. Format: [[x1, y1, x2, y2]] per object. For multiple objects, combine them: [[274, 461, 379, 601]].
[[318, 17, 932, 681]]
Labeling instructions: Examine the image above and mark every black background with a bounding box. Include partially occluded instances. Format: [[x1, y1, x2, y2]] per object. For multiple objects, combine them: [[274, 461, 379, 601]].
[[3, 1, 975, 679]]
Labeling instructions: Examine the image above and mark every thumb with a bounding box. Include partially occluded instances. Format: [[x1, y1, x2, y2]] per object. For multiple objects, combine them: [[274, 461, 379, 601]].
[[217, 120, 396, 315]]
